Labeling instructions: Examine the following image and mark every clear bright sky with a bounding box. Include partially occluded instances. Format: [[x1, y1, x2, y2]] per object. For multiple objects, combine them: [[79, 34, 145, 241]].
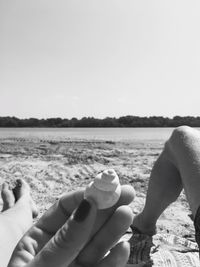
[[1, 0, 200, 119]]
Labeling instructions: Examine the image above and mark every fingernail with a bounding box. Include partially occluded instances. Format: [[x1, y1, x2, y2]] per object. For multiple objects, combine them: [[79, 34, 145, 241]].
[[74, 199, 92, 222]]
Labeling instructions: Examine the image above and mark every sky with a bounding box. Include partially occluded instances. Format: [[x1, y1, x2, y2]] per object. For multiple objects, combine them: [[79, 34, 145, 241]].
[[1, 0, 200, 119]]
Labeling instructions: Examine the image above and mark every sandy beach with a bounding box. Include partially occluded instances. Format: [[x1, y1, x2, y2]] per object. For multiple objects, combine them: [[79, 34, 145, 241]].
[[0, 137, 195, 241]]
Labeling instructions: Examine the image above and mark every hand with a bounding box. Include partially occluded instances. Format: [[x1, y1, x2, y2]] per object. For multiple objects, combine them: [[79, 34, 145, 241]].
[[8, 185, 135, 267]]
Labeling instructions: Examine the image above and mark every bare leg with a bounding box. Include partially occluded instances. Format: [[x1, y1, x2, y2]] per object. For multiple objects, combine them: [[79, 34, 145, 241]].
[[132, 126, 200, 235], [0, 179, 38, 267]]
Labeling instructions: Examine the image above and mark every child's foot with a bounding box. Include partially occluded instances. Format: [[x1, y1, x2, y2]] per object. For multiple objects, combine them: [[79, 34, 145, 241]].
[[128, 226, 154, 266], [13, 179, 38, 218], [1, 183, 15, 211], [128, 213, 156, 265]]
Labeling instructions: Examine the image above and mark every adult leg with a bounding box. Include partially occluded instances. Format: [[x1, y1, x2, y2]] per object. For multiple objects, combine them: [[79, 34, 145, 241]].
[[132, 126, 200, 235], [0, 179, 38, 267]]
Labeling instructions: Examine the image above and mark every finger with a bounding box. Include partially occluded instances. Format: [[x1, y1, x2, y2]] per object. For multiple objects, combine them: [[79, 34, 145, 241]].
[[36, 185, 135, 235], [97, 241, 130, 267], [36, 189, 84, 234], [91, 185, 135, 235], [28, 198, 97, 267], [77, 205, 133, 266]]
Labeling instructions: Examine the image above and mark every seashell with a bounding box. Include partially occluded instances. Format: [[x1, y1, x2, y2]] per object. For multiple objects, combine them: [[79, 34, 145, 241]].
[[84, 169, 121, 209]]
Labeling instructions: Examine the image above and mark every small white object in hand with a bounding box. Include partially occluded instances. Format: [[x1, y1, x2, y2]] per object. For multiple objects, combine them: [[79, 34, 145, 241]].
[[84, 169, 121, 209]]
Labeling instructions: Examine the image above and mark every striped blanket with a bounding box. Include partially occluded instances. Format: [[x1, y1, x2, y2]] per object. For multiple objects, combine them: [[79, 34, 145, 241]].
[[125, 233, 199, 267]]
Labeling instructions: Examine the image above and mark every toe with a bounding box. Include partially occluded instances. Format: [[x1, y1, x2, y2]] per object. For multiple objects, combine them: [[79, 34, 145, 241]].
[[13, 179, 38, 218], [1, 182, 15, 211], [13, 178, 30, 200]]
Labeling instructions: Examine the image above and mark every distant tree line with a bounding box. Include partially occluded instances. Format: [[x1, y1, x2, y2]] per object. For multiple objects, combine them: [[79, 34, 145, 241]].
[[1, 116, 200, 127]]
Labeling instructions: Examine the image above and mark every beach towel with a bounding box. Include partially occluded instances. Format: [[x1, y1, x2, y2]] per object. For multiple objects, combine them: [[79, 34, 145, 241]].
[[124, 232, 199, 267]]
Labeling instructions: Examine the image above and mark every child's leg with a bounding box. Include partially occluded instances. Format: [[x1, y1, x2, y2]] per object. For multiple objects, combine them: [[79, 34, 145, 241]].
[[133, 126, 200, 237]]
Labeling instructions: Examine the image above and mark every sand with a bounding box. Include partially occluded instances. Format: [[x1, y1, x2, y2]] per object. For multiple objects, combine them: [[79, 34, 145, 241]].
[[0, 137, 195, 241]]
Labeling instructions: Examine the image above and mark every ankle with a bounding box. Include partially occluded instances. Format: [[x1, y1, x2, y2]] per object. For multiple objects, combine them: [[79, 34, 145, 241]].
[[131, 213, 156, 236]]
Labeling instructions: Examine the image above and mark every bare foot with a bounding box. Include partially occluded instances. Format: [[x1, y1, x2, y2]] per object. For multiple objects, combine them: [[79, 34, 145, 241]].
[[12, 179, 38, 218], [1, 183, 15, 211]]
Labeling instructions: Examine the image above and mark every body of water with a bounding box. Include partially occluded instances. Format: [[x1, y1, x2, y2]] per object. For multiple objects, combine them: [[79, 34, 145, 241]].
[[0, 127, 178, 141]]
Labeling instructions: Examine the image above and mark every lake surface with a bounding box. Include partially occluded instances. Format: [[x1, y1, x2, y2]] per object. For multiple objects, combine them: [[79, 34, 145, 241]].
[[0, 127, 177, 141]]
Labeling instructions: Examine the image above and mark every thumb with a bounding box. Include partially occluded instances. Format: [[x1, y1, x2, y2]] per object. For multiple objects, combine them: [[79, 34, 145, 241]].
[[29, 199, 97, 267]]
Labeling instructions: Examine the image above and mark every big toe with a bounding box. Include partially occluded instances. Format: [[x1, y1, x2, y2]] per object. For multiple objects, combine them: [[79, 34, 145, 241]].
[[13, 178, 38, 218], [12, 178, 30, 200]]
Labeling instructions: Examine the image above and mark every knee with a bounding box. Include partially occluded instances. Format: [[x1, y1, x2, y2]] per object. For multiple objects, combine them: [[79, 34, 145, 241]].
[[168, 126, 197, 150]]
